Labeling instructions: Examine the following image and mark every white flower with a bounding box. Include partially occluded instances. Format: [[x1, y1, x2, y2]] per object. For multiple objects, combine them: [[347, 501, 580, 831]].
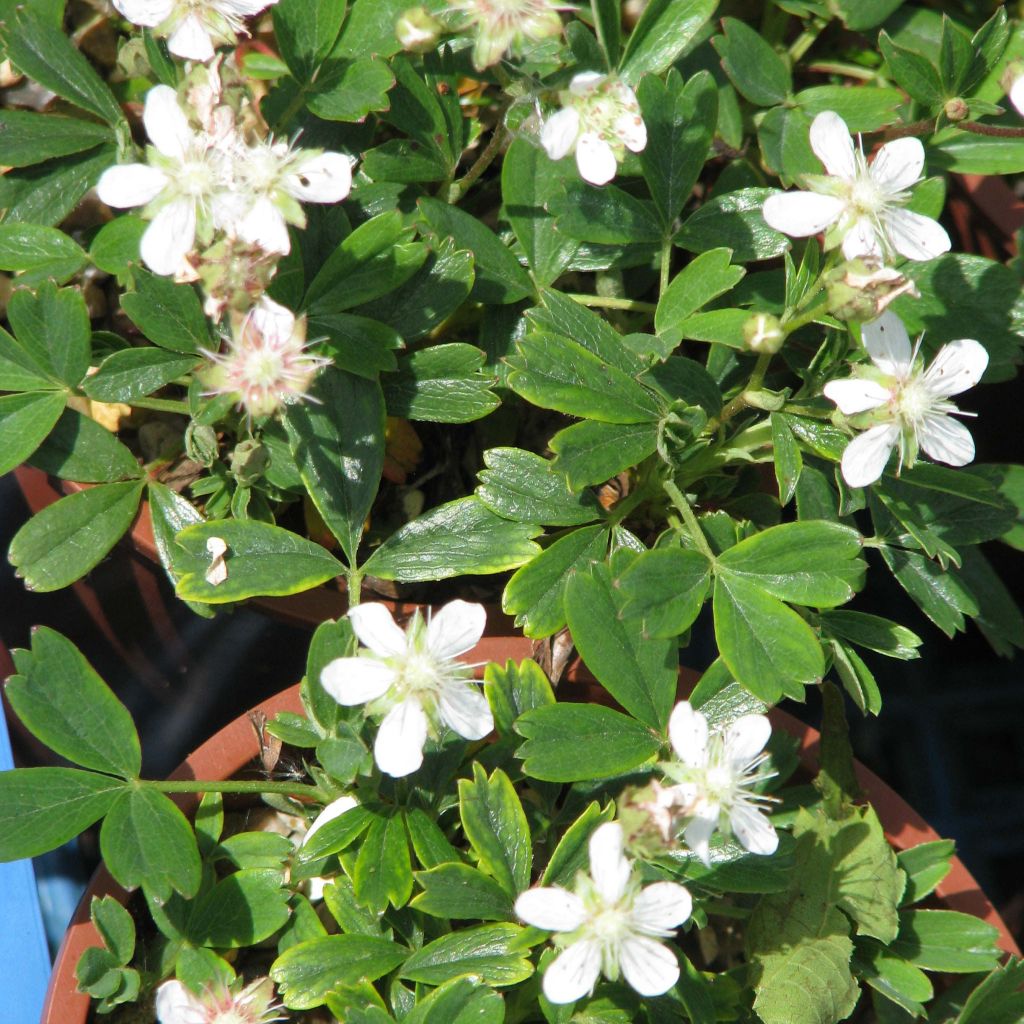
[[95, 85, 227, 276], [450, 0, 565, 70], [514, 822, 692, 1004], [111, 0, 279, 62], [660, 702, 778, 867], [202, 296, 330, 418], [762, 111, 951, 262], [155, 976, 282, 1023], [823, 309, 988, 487], [319, 601, 493, 778], [300, 793, 359, 901], [541, 72, 646, 186]]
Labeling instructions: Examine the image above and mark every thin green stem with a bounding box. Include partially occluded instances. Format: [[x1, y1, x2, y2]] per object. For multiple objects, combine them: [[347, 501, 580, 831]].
[[147, 779, 324, 797], [566, 293, 657, 313], [781, 295, 832, 336], [663, 479, 715, 562], [788, 19, 825, 62], [710, 352, 773, 429], [659, 235, 673, 297], [805, 61, 879, 82], [447, 122, 509, 203], [348, 569, 363, 607], [129, 396, 191, 414]]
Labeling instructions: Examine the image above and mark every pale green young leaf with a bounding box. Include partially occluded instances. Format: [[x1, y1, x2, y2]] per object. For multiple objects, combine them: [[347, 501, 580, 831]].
[[656, 248, 746, 337]]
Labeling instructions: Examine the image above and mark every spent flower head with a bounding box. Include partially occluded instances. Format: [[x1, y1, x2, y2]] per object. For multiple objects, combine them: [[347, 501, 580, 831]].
[[541, 72, 646, 186], [515, 821, 692, 1003], [155, 977, 283, 1024], [823, 310, 988, 487], [449, 0, 565, 70], [762, 111, 950, 262], [319, 600, 493, 777]]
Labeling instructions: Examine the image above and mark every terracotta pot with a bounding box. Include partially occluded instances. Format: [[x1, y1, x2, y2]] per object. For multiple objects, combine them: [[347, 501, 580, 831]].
[[41, 643, 1021, 1024]]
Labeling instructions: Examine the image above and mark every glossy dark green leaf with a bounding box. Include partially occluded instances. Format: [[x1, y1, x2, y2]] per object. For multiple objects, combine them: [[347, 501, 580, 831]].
[[383, 344, 499, 424], [713, 18, 792, 106], [675, 188, 789, 263], [0, 323, 52, 390], [0, 390, 65, 476], [0, 767, 125, 860], [878, 543, 977, 638], [550, 182, 663, 245], [7, 282, 91, 387], [656, 248, 746, 337], [642, 356, 723, 415], [89, 216, 147, 278], [483, 659, 556, 737], [591, 0, 621, 66], [334, 0, 411, 58], [412, 863, 513, 921], [120, 271, 211, 354], [891, 911, 1001, 973], [770, 413, 802, 506], [273, 0, 347, 78], [549, 418, 658, 490], [186, 869, 292, 947], [879, 32, 944, 107], [458, 764, 531, 896], [404, 976, 505, 1024], [616, 546, 711, 639], [310, 313, 402, 378], [84, 348, 198, 404], [0, 109, 112, 167], [619, 0, 717, 83], [383, 56, 454, 173], [28, 408, 142, 482], [819, 610, 921, 660], [0, 146, 116, 228], [296, 804, 374, 862], [100, 787, 201, 900], [758, 105, 820, 185], [399, 924, 532, 987], [0, 224, 87, 284], [8, 480, 144, 592], [405, 807, 462, 869], [354, 813, 413, 913], [361, 138, 449, 183], [91, 896, 136, 966], [362, 496, 541, 582], [306, 57, 395, 122]]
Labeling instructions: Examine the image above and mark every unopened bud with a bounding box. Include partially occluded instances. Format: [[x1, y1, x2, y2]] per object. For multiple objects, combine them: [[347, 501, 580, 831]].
[[520, 10, 563, 41], [185, 422, 219, 467], [944, 97, 969, 122], [396, 7, 441, 53], [230, 438, 269, 485], [826, 257, 919, 322], [744, 312, 784, 354]]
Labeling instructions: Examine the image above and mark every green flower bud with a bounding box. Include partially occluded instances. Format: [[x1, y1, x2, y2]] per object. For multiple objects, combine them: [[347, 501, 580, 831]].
[[230, 438, 270, 486], [185, 422, 219, 468], [744, 313, 784, 354], [395, 7, 441, 53]]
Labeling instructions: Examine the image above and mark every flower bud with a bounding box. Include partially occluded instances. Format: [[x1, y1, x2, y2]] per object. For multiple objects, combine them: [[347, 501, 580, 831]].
[[520, 9, 563, 41], [185, 422, 219, 467], [944, 97, 969, 122], [396, 7, 441, 53], [826, 258, 919, 322], [744, 313, 784, 354], [230, 438, 270, 485]]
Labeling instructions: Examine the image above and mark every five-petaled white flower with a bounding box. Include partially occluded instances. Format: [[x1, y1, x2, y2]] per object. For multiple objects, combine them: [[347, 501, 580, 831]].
[[450, 0, 565, 70], [319, 601, 493, 778], [155, 976, 282, 1024], [515, 821, 692, 1004], [823, 309, 988, 487], [660, 702, 778, 867], [541, 72, 647, 186], [111, 0, 278, 62], [762, 111, 951, 262]]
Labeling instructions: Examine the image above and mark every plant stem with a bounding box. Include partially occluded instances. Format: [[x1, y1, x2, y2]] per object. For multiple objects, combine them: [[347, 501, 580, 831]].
[[348, 568, 362, 606], [960, 120, 1024, 139], [789, 19, 825, 62], [659, 235, 673, 297], [447, 122, 509, 203], [129, 396, 192, 414], [805, 61, 878, 81], [782, 295, 832, 336], [566, 293, 657, 313], [663, 479, 715, 562], [710, 352, 774, 429], [147, 779, 324, 797]]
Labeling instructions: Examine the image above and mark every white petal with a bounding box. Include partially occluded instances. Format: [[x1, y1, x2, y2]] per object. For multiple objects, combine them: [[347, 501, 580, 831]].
[[823, 377, 891, 415], [319, 656, 396, 706], [918, 415, 976, 467], [808, 111, 855, 179], [588, 822, 632, 904], [840, 216, 883, 260], [542, 939, 602, 1004], [302, 794, 359, 846], [514, 887, 587, 932], [347, 603, 408, 657], [883, 207, 951, 261], [427, 599, 487, 660], [619, 935, 680, 997], [1011, 76, 1024, 118], [729, 803, 778, 856], [630, 882, 692, 934], [870, 137, 924, 192], [218, 0, 275, 13], [861, 309, 913, 375], [237, 197, 292, 255], [724, 715, 771, 767], [922, 338, 988, 397], [248, 295, 296, 347], [614, 112, 647, 153], [140, 198, 196, 276], [840, 424, 900, 488], [167, 13, 216, 61], [154, 980, 204, 1024], [374, 698, 428, 777], [762, 191, 845, 237], [287, 152, 352, 203], [143, 85, 192, 161], [683, 811, 717, 867], [668, 702, 708, 767], [112, 0, 174, 28], [569, 71, 606, 95], [541, 108, 580, 162], [95, 163, 168, 209], [438, 681, 493, 740], [576, 133, 617, 186]]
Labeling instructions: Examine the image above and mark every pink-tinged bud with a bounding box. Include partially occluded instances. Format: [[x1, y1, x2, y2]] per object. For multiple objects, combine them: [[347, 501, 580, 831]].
[[944, 97, 969, 122]]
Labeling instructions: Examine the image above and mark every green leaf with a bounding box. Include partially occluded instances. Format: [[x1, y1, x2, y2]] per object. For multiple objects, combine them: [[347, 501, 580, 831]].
[[83, 348, 198, 404], [0, 146, 116, 228], [638, 69, 717, 226], [856, 942, 933, 1017], [502, 137, 578, 287], [879, 31, 944, 108], [405, 976, 505, 1024], [758, 105, 819, 185], [399, 924, 533, 987], [384, 344, 499, 424], [306, 57, 395, 122], [0, 6, 126, 126], [616, 546, 711, 639], [418, 197, 532, 304], [771, 413, 802, 506], [362, 137, 449, 184], [216, 831, 294, 870], [503, 524, 608, 639], [937, 15, 973, 95], [550, 182, 663, 245], [0, 224, 87, 284], [0, 109, 112, 167], [878, 543, 977, 638], [8, 480, 144, 592], [713, 18, 792, 106], [173, 519, 345, 603], [952, 960, 1024, 1024], [273, 0, 347, 79], [891, 911, 1002, 973], [550, 419, 658, 490], [477, 447, 602, 526], [405, 806, 462, 870], [89, 216, 147, 278], [354, 812, 413, 913], [819, 610, 922, 660], [412, 863, 513, 921], [28, 408, 142, 483], [675, 188, 789, 263], [928, 131, 1024, 175], [565, 563, 678, 729], [271, 935, 408, 1010], [516, 703, 661, 782], [296, 805, 374, 862], [591, 0, 621, 66], [100, 787, 201, 900], [655, 248, 746, 338], [120, 272, 211, 354], [509, 331, 662, 424], [91, 896, 136, 965], [833, 0, 903, 31], [362, 496, 541, 582], [7, 281, 91, 387], [383, 56, 454, 174], [459, 764, 532, 897], [186, 869, 291, 947], [0, 324, 52, 390], [283, 366, 384, 565], [483, 659, 556, 737], [794, 86, 904, 132], [0, 390, 66, 476], [717, 521, 866, 607], [0, 767, 125, 860], [897, 840, 954, 905], [619, 0, 718, 84], [334, 0, 411, 58], [713, 574, 825, 702], [311, 313, 402, 378], [541, 802, 616, 887]]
